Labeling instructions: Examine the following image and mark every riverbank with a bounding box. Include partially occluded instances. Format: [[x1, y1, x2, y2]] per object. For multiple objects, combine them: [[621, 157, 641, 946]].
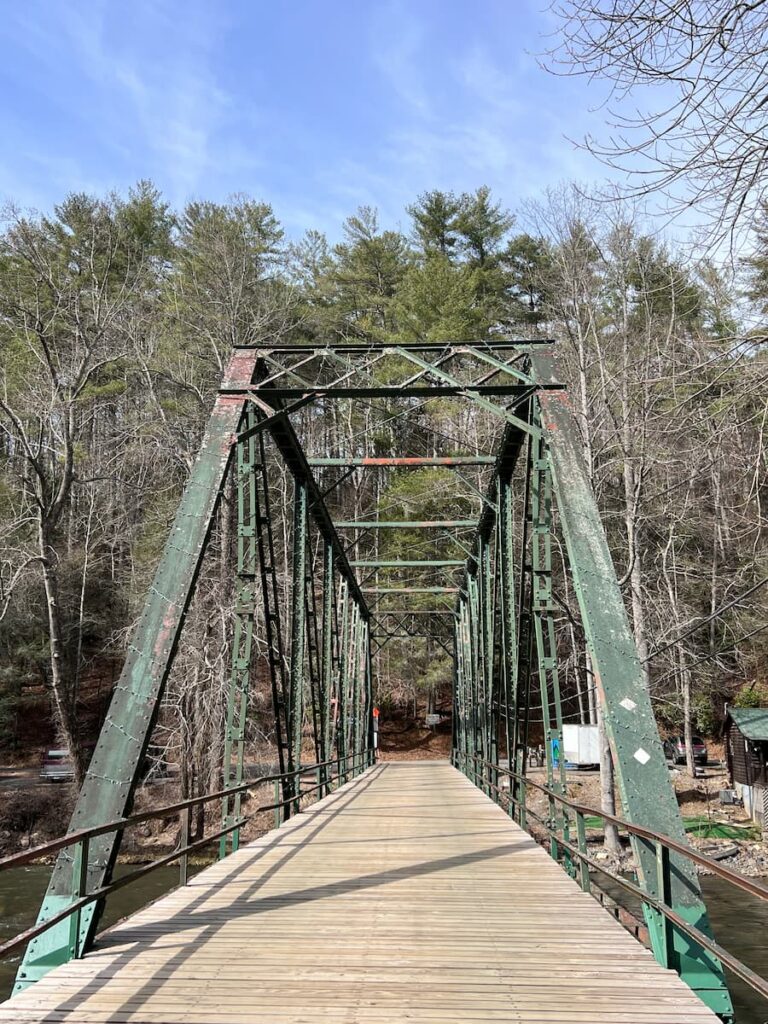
[[524, 758, 768, 877]]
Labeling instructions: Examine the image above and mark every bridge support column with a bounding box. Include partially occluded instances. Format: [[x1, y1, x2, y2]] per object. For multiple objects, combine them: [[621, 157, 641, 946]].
[[497, 473, 517, 802], [529, 409, 568, 861], [532, 348, 733, 1021], [320, 543, 334, 796], [220, 405, 260, 857], [288, 479, 308, 817], [15, 349, 259, 993]]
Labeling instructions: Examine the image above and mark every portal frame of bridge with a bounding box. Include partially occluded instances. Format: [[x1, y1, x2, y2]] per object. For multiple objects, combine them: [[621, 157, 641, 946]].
[[15, 338, 733, 1020]]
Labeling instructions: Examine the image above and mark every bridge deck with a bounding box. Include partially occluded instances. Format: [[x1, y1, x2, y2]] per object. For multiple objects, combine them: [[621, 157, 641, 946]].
[[2, 761, 718, 1023]]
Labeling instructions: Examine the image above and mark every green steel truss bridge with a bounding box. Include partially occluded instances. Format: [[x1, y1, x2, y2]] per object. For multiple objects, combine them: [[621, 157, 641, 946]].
[[1, 339, 766, 1023]]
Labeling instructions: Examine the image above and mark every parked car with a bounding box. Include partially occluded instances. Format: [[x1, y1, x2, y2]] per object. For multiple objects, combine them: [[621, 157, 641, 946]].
[[663, 735, 708, 766], [39, 749, 75, 782]]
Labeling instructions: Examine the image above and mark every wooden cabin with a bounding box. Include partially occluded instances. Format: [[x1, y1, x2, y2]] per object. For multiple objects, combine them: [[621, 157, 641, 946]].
[[724, 707, 768, 827]]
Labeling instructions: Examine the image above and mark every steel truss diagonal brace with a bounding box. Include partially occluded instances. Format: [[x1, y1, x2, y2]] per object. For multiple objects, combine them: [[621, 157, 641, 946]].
[[531, 348, 732, 1021], [15, 350, 260, 993]]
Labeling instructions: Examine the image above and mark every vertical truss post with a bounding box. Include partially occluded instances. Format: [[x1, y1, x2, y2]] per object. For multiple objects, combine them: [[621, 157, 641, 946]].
[[336, 579, 350, 780], [460, 599, 475, 768], [364, 617, 374, 765], [288, 479, 308, 817], [466, 573, 483, 767], [220, 407, 259, 857], [305, 562, 324, 770], [358, 611, 369, 772], [350, 604, 361, 776], [358, 612, 369, 772], [454, 606, 467, 767], [498, 472, 517, 799], [345, 599, 360, 777], [532, 350, 732, 1019], [252, 429, 290, 796], [479, 536, 495, 792], [512, 434, 534, 824], [530, 411, 568, 860], [320, 543, 334, 795]]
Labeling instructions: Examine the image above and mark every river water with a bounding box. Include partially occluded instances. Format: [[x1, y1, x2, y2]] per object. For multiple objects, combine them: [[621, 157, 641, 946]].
[[0, 866, 766, 1021]]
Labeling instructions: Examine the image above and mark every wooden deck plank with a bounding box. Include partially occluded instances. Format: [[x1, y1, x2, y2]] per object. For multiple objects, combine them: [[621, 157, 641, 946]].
[[0, 762, 719, 1023]]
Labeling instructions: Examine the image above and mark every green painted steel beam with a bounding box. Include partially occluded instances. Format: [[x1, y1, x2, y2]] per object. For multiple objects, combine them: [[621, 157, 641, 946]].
[[233, 339, 556, 354], [350, 559, 464, 568], [319, 543, 334, 796], [16, 349, 260, 992], [307, 456, 496, 467], [334, 520, 477, 529], [530, 348, 733, 1020], [363, 586, 459, 594], [220, 404, 260, 857], [388, 347, 543, 439], [252, 389, 369, 618], [288, 480, 308, 815], [455, 345, 536, 385], [223, 383, 561, 400], [372, 609, 456, 615]]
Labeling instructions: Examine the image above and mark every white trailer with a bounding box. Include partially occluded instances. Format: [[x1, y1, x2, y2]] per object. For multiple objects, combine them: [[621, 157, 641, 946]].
[[562, 724, 599, 767]]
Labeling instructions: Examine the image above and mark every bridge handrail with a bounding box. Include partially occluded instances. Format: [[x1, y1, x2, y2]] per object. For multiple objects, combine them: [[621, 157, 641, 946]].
[[0, 749, 374, 963], [456, 750, 768, 1007], [0, 752, 360, 872]]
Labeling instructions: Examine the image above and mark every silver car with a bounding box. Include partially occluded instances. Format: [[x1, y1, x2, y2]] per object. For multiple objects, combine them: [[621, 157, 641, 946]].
[[39, 749, 75, 782]]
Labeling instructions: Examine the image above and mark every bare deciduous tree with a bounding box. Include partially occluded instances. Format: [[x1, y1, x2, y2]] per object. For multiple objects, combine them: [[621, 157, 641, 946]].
[[547, 1, 768, 241]]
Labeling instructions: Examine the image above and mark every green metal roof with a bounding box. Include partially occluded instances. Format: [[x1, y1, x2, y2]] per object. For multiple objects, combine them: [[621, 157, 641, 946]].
[[728, 707, 768, 741]]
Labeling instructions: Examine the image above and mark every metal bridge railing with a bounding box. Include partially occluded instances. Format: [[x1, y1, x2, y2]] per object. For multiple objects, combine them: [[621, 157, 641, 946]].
[[455, 749, 768, 1008], [0, 749, 375, 964]]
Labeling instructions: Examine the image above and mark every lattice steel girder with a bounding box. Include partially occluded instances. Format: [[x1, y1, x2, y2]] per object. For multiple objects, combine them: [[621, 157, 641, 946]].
[[530, 349, 732, 1020], [232, 338, 553, 399], [15, 349, 259, 992], [388, 347, 542, 438]]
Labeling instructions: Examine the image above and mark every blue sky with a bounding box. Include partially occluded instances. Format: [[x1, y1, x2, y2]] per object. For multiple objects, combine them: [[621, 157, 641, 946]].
[[0, 0, 617, 239]]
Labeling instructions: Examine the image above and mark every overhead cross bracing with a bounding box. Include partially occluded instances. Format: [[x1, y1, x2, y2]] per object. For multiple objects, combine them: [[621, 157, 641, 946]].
[[6, 337, 743, 1020]]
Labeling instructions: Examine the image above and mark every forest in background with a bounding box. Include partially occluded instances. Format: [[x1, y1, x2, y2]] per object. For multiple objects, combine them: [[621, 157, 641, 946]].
[[0, 180, 766, 795]]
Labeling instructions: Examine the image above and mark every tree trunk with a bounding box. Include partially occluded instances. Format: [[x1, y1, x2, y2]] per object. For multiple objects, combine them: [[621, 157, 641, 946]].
[[598, 702, 621, 855], [681, 657, 696, 776], [39, 518, 85, 786]]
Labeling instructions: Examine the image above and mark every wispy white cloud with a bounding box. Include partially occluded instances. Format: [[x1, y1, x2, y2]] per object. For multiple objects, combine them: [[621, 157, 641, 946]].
[[1, 0, 249, 206], [0, 0, 619, 238], [369, 0, 432, 118]]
